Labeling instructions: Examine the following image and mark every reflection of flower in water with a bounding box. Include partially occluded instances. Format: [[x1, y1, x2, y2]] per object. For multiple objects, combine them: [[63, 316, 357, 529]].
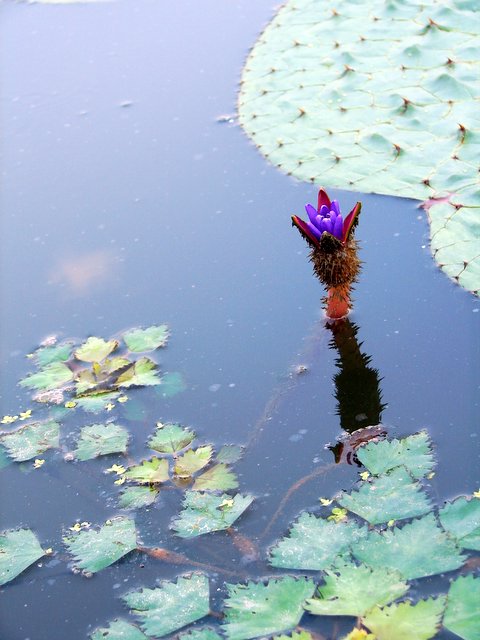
[[49, 250, 119, 296]]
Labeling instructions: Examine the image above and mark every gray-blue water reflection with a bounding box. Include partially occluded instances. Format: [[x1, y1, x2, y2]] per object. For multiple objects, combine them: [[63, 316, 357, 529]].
[[1, 1, 478, 639]]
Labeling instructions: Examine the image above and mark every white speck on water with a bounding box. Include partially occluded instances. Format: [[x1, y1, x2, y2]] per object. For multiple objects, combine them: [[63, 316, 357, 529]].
[[209, 384, 221, 392]]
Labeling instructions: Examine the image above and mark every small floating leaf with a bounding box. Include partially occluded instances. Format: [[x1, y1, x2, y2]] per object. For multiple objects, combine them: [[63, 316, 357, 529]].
[[123, 325, 169, 352], [0, 528, 45, 585], [270, 512, 366, 570], [338, 467, 432, 525], [0, 420, 60, 461], [75, 337, 118, 363], [0, 445, 11, 469], [90, 619, 148, 640], [74, 423, 128, 461], [75, 392, 120, 413], [125, 457, 169, 484], [156, 371, 187, 398], [118, 486, 159, 510], [19, 362, 73, 391], [36, 343, 72, 367], [64, 516, 136, 573], [351, 513, 465, 580], [305, 561, 409, 617], [123, 574, 210, 637], [357, 432, 434, 479], [439, 496, 480, 551], [274, 633, 314, 640], [173, 492, 254, 538], [443, 574, 480, 640], [148, 423, 195, 453], [192, 464, 238, 491], [362, 597, 446, 640], [222, 576, 315, 640], [174, 446, 213, 478], [115, 358, 161, 388], [216, 445, 244, 465]]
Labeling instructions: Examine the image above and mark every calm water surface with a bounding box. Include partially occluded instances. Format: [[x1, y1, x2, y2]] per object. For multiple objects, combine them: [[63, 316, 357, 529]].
[[1, 2, 479, 639]]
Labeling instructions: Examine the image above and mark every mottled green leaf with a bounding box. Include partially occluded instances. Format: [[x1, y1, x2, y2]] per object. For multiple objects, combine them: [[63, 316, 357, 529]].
[[0, 528, 45, 585], [148, 423, 195, 453], [125, 457, 169, 484], [351, 513, 465, 580], [0, 444, 11, 469], [305, 561, 409, 617], [222, 576, 315, 640], [216, 445, 244, 465], [270, 512, 366, 570], [439, 495, 480, 551], [123, 325, 169, 352], [338, 467, 432, 524], [362, 597, 446, 640], [74, 423, 128, 461], [173, 492, 254, 538], [36, 343, 72, 367], [356, 432, 434, 479], [118, 486, 159, 510], [75, 337, 118, 363], [123, 574, 210, 637], [0, 420, 60, 461], [174, 446, 213, 478], [90, 620, 148, 640], [444, 574, 480, 640], [75, 392, 120, 413], [156, 371, 187, 398], [115, 358, 161, 388], [19, 362, 73, 390], [193, 464, 238, 491], [64, 516, 136, 573]]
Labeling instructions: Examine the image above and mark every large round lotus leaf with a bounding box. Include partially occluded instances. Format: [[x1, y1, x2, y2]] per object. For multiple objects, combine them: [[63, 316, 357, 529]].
[[238, 0, 480, 294]]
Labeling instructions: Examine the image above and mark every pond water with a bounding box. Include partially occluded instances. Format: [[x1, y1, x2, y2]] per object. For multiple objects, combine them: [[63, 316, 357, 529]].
[[1, 2, 479, 639]]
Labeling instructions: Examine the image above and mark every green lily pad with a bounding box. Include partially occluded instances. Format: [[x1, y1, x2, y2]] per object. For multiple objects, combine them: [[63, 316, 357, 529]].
[[269, 512, 366, 570], [173, 492, 254, 538], [222, 576, 315, 640], [123, 574, 210, 637], [216, 445, 244, 465], [75, 337, 118, 363], [174, 446, 213, 478], [362, 597, 446, 640], [115, 358, 161, 388], [439, 495, 480, 551], [0, 420, 60, 461], [356, 432, 434, 479], [148, 423, 195, 453], [64, 516, 137, 573], [74, 423, 129, 461], [75, 392, 120, 413], [90, 620, 148, 640], [36, 342, 72, 367], [156, 371, 187, 398], [123, 325, 169, 352], [305, 561, 409, 617], [351, 513, 465, 580], [443, 574, 480, 640], [192, 464, 238, 491], [19, 362, 73, 391], [125, 457, 169, 484], [338, 467, 432, 525], [0, 444, 11, 469], [238, 0, 480, 293], [118, 486, 159, 510], [0, 528, 46, 586]]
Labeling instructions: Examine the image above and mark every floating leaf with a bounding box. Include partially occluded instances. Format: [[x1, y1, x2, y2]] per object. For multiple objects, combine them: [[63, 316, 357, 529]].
[[362, 597, 446, 640], [274, 633, 314, 640], [443, 574, 480, 640], [305, 561, 409, 617], [156, 371, 187, 398], [174, 446, 213, 478], [74, 423, 128, 461], [19, 362, 73, 391], [178, 630, 223, 640], [75, 392, 120, 413], [148, 423, 195, 453], [269, 512, 366, 570], [115, 358, 161, 388], [193, 464, 238, 491], [0, 420, 60, 461], [439, 496, 480, 551], [0, 528, 45, 585], [173, 492, 254, 538], [123, 574, 210, 637], [75, 337, 118, 363], [64, 516, 136, 573], [338, 467, 432, 524], [216, 445, 244, 465], [351, 513, 465, 580], [36, 343, 72, 367], [356, 432, 434, 479], [125, 457, 169, 484], [0, 445, 11, 469], [222, 576, 315, 640], [90, 620, 148, 640], [118, 486, 159, 510], [341, 631, 375, 640], [123, 325, 169, 352]]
